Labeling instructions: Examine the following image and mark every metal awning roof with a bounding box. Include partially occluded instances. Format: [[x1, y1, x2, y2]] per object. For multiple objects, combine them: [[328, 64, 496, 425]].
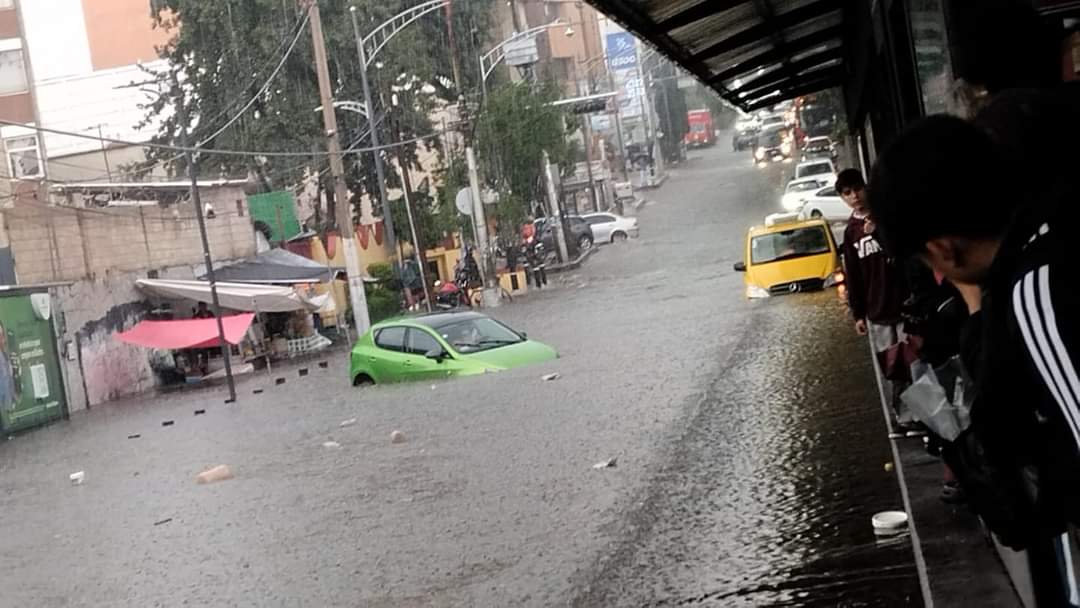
[[587, 0, 846, 112]]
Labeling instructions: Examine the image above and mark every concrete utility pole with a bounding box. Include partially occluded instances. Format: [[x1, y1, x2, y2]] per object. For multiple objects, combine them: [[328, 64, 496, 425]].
[[307, 0, 371, 335], [172, 73, 236, 403], [542, 150, 569, 263], [349, 6, 396, 260], [465, 146, 499, 307]]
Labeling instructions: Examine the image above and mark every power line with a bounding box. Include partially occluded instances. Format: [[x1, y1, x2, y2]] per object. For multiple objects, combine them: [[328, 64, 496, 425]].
[[0, 118, 450, 158]]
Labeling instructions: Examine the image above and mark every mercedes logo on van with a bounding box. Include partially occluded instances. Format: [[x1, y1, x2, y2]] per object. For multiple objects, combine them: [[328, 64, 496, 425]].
[[789, 282, 800, 293]]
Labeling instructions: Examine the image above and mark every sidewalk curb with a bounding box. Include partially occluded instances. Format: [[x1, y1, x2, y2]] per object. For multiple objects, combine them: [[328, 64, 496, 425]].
[[547, 246, 596, 274]]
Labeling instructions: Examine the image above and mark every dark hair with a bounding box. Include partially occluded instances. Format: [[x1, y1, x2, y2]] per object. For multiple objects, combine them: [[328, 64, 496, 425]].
[[868, 115, 1017, 257], [835, 169, 865, 193]]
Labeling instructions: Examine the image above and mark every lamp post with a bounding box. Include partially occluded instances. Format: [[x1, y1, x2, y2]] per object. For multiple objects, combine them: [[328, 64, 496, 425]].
[[478, 20, 566, 98]]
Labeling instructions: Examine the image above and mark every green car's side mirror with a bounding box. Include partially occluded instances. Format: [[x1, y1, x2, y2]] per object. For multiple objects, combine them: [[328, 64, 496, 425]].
[[425, 348, 447, 362], [519, 331, 528, 339], [733, 261, 747, 272]]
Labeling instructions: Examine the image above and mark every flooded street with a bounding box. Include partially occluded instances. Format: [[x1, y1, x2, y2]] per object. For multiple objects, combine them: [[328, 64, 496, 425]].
[[0, 144, 919, 607]]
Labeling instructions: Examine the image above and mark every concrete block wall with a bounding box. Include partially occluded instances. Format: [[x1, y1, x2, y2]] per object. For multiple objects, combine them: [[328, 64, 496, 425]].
[[1, 188, 258, 409]]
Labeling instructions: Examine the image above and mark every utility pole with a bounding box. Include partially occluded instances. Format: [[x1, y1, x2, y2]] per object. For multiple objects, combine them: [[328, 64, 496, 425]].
[[542, 150, 569, 263], [172, 73, 236, 403], [349, 6, 397, 262], [307, 0, 371, 335], [466, 146, 499, 307], [608, 66, 630, 182]]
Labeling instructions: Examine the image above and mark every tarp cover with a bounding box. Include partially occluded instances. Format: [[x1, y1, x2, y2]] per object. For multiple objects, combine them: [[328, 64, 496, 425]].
[[202, 248, 332, 284], [135, 279, 328, 312], [116, 313, 255, 349]]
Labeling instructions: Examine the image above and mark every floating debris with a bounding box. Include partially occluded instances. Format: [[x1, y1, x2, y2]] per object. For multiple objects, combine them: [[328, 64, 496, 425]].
[[195, 464, 233, 485], [542, 373, 561, 381], [194, 409, 206, 416], [391, 430, 406, 444], [339, 418, 357, 428], [162, 420, 175, 427], [153, 518, 173, 526], [69, 471, 85, 485], [127, 434, 141, 440], [322, 441, 341, 449], [592, 458, 618, 470]]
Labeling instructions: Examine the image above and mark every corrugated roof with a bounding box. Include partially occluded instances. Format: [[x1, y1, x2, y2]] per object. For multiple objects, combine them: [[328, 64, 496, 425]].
[[587, 0, 846, 111]]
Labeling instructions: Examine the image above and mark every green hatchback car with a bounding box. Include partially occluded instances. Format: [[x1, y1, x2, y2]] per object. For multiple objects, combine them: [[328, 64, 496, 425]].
[[350, 311, 558, 386]]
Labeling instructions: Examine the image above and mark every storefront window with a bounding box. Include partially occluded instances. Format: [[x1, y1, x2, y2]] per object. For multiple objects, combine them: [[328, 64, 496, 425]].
[[909, 0, 954, 115]]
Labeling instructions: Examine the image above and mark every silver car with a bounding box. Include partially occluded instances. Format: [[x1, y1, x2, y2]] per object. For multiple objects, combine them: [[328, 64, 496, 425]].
[[581, 212, 639, 243]]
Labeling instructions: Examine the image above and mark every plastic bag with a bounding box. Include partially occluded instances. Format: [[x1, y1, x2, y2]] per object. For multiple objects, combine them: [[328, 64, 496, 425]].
[[901, 355, 973, 441]]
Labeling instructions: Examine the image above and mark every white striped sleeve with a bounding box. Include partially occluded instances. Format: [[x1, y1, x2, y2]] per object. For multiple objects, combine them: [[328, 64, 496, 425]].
[[1012, 265, 1080, 449]]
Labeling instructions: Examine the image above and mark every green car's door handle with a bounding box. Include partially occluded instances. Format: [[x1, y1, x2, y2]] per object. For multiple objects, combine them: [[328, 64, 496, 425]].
[[403, 360, 412, 366]]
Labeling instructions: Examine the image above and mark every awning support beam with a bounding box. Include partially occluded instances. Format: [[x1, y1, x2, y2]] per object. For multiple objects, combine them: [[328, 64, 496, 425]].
[[689, 0, 839, 64]]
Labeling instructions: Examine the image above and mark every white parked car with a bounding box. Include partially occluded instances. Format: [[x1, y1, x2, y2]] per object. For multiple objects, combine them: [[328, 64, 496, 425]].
[[798, 185, 850, 245], [797, 185, 850, 222], [781, 176, 831, 212], [794, 158, 836, 182], [581, 212, 639, 243]]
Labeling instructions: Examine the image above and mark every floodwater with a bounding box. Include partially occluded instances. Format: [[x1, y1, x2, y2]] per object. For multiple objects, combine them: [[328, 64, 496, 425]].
[[0, 142, 920, 607]]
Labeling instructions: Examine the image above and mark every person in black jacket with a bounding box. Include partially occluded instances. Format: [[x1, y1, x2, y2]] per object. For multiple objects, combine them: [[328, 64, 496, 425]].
[[869, 91, 1080, 604]]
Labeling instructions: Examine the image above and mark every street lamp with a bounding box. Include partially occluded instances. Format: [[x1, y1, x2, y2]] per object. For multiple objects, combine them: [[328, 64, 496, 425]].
[[478, 20, 565, 99]]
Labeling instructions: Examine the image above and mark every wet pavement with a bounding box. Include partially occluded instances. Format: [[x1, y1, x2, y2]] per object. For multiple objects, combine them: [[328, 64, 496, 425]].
[[0, 144, 920, 607]]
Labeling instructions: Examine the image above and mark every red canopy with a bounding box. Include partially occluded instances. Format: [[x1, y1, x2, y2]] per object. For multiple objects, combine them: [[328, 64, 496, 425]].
[[116, 314, 255, 349]]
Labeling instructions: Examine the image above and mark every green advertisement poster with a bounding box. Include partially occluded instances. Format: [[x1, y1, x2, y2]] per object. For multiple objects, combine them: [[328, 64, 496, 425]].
[[0, 294, 66, 433]]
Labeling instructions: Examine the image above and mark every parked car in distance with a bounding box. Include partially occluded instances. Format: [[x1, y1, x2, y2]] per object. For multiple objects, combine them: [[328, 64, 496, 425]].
[[797, 185, 849, 245], [801, 136, 838, 163], [797, 185, 849, 222], [781, 176, 830, 212], [581, 212, 639, 243], [733, 127, 759, 151], [794, 159, 836, 181], [733, 214, 843, 299], [535, 216, 595, 253], [350, 311, 558, 386]]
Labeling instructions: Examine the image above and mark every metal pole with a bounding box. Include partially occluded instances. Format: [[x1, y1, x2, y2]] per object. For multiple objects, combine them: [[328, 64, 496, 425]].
[[350, 6, 397, 260], [310, 1, 371, 335], [396, 161, 431, 311], [97, 125, 112, 182], [608, 66, 630, 182], [172, 73, 236, 403], [479, 54, 487, 101], [465, 146, 499, 307], [543, 150, 569, 263]]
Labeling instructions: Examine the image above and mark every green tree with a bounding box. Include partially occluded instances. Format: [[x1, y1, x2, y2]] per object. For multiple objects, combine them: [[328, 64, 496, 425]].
[[474, 81, 568, 226], [135, 0, 494, 230]]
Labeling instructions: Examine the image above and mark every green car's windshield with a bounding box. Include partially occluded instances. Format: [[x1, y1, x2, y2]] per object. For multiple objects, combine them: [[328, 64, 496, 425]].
[[751, 226, 830, 265], [436, 317, 524, 354]]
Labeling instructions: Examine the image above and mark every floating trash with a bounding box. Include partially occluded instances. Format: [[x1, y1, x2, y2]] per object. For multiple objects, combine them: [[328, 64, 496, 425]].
[[872, 510, 909, 536]]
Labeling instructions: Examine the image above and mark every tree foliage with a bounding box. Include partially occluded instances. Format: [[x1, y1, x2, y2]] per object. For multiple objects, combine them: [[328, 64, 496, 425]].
[[474, 81, 568, 225], [136, 0, 494, 231]]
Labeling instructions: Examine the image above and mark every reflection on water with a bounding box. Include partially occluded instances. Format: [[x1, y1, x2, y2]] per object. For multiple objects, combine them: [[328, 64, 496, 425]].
[[577, 292, 920, 607]]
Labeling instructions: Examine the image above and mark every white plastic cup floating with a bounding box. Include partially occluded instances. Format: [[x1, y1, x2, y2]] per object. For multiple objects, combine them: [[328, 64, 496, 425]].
[[872, 510, 908, 535], [69, 471, 85, 485]]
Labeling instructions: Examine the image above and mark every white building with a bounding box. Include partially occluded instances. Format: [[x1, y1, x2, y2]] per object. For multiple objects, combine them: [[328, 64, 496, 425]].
[[15, 0, 172, 182]]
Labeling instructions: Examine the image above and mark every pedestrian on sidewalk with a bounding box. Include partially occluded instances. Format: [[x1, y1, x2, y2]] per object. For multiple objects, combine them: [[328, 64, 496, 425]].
[[869, 98, 1080, 605], [837, 169, 911, 424]]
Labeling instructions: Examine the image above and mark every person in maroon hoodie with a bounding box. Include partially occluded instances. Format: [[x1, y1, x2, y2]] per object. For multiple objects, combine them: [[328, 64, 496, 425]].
[[837, 169, 911, 419]]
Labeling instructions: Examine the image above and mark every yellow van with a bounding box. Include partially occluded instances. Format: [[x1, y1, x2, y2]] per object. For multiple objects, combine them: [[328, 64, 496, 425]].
[[733, 213, 843, 298]]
